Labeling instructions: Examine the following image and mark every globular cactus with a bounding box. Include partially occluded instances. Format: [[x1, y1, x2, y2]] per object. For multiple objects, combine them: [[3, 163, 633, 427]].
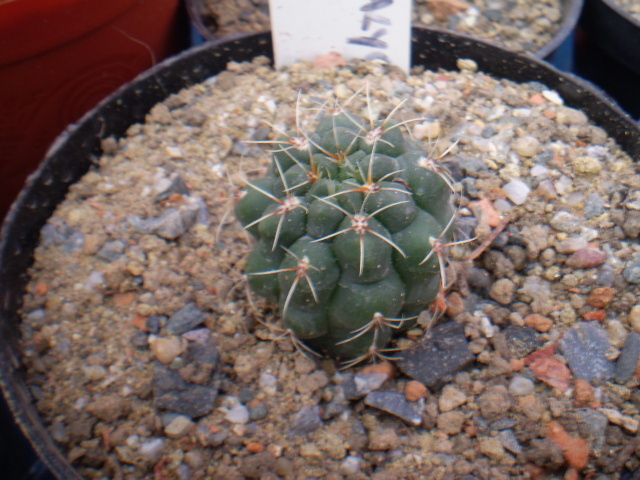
[[235, 94, 455, 366]]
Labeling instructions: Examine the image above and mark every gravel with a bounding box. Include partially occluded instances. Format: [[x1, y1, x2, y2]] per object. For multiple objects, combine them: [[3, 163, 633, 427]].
[[17, 56, 640, 479]]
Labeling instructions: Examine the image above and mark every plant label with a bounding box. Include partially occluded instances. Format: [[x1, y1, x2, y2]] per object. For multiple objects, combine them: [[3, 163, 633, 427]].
[[268, 0, 411, 72]]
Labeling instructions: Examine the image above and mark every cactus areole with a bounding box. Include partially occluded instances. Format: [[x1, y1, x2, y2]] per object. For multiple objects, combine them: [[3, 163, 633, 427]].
[[235, 94, 455, 366]]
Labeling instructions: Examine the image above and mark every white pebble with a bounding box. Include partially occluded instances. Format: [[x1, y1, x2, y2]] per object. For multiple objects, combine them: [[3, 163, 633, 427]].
[[259, 372, 278, 396], [139, 438, 165, 462], [542, 89, 564, 105], [508, 376, 535, 396], [340, 455, 362, 475], [224, 405, 250, 424], [530, 165, 549, 177], [502, 180, 530, 205], [166, 146, 184, 158]]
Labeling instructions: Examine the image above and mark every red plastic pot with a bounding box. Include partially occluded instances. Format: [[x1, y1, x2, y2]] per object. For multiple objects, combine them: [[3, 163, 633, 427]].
[[0, 0, 189, 221]]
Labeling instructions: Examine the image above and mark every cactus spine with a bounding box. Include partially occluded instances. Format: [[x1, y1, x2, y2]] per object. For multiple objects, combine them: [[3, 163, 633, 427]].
[[235, 92, 455, 366]]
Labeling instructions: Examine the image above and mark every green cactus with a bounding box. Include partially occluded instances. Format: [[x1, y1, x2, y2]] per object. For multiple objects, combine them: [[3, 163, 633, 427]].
[[235, 94, 455, 366]]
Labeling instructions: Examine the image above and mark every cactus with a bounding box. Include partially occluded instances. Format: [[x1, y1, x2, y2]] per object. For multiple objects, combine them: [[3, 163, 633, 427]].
[[235, 93, 456, 366]]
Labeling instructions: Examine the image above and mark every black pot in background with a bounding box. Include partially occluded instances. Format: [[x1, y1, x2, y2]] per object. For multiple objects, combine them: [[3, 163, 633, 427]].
[[1, 29, 639, 479], [580, 0, 640, 75], [576, 0, 640, 120], [186, 0, 584, 70]]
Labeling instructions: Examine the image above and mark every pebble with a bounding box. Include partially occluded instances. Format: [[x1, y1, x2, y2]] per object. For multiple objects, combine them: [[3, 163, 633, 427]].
[[438, 385, 468, 412], [549, 211, 582, 233], [499, 429, 523, 454], [524, 313, 553, 333], [96, 240, 125, 262], [353, 371, 389, 397], [259, 372, 278, 396], [555, 236, 588, 255], [398, 322, 475, 389], [623, 254, 640, 284], [138, 438, 165, 462], [150, 336, 183, 364], [489, 278, 516, 305], [511, 136, 541, 157], [164, 415, 195, 438], [166, 303, 206, 335], [478, 436, 506, 461], [224, 404, 250, 424], [629, 305, 640, 333], [339, 455, 362, 475], [405, 380, 428, 401], [289, 406, 323, 435], [584, 192, 605, 218], [502, 180, 530, 205], [572, 156, 602, 176], [614, 331, 640, 384], [599, 407, 640, 434], [558, 322, 614, 382], [367, 428, 400, 451], [575, 409, 608, 453], [82, 365, 107, 381], [153, 364, 218, 418], [508, 375, 535, 396], [503, 326, 542, 358], [437, 410, 466, 435], [364, 391, 423, 426], [249, 403, 269, 421], [565, 246, 607, 269], [40, 221, 85, 253]]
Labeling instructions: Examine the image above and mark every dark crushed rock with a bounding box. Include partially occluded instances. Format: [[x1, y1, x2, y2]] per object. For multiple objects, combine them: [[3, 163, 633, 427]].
[[152, 363, 218, 418], [166, 303, 206, 335], [364, 390, 423, 426], [558, 321, 615, 382], [615, 331, 640, 384], [289, 406, 323, 435], [501, 325, 542, 359], [397, 321, 475, 389]]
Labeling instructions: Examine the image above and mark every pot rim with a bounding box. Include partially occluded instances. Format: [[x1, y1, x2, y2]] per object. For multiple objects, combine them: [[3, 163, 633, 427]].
[[1, 29, 638, 479]]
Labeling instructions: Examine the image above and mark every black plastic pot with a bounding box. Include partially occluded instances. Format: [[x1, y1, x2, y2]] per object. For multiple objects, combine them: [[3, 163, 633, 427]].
[[581, 0, 640, 75], [1, 29, 639, 479], [186, 0, 584, 70]]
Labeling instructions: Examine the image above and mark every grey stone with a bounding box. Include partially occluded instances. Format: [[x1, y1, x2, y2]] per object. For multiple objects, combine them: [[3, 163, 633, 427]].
[[155, 173, 190, 202], [615, 331, 640, 384], [498, 429, 523, 454], [96, 240, 125, 262], [289, 406, 323, 435], [397, 322, 475, 389], [575, 409, 608, 453], [249, 404, 269, 421], [166, 303, 206, 335], [130, 208, 187, 240], [624, 254, 640, 284], [364, 391, 422, 426], [584, 192, 605, 218], [558, 322, 614, 382], [41, 220, 84, 253]]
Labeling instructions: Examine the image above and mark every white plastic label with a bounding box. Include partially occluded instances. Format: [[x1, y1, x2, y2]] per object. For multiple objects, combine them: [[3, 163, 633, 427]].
[[269, 0, 411, 72]]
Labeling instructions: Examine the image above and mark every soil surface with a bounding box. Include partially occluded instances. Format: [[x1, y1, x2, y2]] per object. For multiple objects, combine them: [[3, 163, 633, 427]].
[[19, 56, 640, 480], [200, 0, 563, 54]]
